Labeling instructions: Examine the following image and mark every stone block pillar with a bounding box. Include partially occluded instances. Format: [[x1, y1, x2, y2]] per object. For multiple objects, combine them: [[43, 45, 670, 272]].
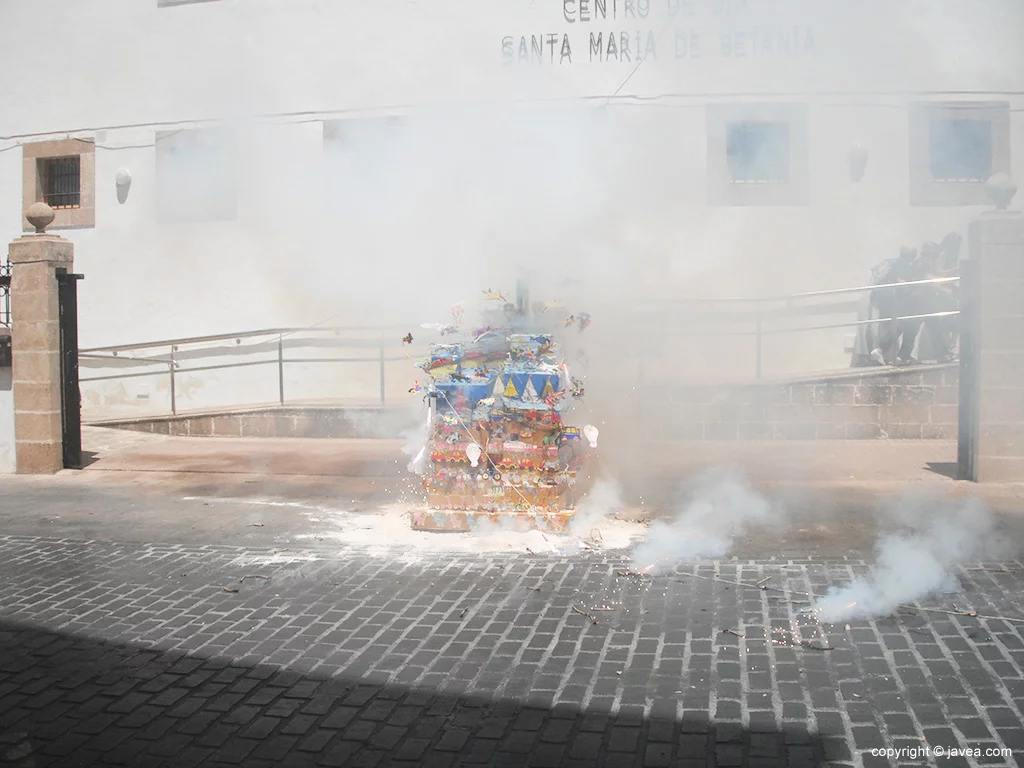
[[967, 175, 1024, 482], [8, 203, 73, 474]]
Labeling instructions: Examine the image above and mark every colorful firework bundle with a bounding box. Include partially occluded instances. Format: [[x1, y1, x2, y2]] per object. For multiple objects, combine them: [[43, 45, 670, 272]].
[[415, 313, 593, 515]]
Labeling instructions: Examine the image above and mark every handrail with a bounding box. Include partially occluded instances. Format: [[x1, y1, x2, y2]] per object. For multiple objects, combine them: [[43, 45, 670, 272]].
[[75, 275, 964, 417], [77, 280, 958, 358], [77, 276, 960, 355], [79, 352, 178, 366], [644, 276, 959, 306], [79, 324, 408, 354], [787, 276, 958, 300], [735, 310, 959, 336]]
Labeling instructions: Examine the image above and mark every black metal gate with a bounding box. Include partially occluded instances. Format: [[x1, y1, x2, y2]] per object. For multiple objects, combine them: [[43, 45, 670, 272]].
[[56, 268, 84, 469], [957, 256, 979, 482]]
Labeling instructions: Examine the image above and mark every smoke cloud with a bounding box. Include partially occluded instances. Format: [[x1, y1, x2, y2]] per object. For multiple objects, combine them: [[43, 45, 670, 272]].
[[631, 468, 781, 572], [815, 494, 1015, 623], [569, 477, 627, 535], [401, 397, 433, 476], [30, 2, 1021, 532]]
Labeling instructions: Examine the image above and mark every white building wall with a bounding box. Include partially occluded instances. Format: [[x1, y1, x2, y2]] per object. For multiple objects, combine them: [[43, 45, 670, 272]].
[[0, 0, 1022, 417]]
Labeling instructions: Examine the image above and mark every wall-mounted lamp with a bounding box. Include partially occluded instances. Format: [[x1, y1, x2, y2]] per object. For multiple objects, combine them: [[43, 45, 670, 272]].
[[115, 169, 132, 204], [848, 143, 868, 183]]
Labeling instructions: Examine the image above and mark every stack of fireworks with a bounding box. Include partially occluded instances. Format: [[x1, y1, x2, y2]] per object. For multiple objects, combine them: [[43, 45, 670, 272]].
[[418, 326, 592, 514]]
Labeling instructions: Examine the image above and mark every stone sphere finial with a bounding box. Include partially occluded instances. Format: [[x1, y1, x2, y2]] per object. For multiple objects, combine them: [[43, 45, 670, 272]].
[[986, 173, 1017, 210], [25, 202, 55, 234]]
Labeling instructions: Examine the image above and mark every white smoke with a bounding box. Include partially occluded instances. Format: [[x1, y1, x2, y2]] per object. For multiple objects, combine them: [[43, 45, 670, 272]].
[[815, 495, 1013, 623], [570, 477, 627, 535], [631, 469, 780, 573], [401, 397, 433, 475]]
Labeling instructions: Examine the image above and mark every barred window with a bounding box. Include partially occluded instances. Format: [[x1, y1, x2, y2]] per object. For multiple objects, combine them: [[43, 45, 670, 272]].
[[929, 119, 993, 182], [726, 122, 790, 184], [22, 139, 94, 230], [909, 102, 1010, 206], [40, 157, 81, 209], [707, 104, 808, 206]]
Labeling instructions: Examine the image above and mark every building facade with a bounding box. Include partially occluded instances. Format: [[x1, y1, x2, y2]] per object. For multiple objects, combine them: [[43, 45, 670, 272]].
[[1, 0, 1022, 415]]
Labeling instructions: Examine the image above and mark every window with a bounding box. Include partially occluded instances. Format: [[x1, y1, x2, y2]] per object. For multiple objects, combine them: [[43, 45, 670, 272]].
[[39, 157, 81, 209], [910, 102, 1010, 206], [726, 122, 790, 184], [22, 139, 95, 230], [323, 117, 412, 211], [707, 104, 808, 206], [156, 128, 238, 223], [323, 117, 406, 177], [929, 120, 992, 182]]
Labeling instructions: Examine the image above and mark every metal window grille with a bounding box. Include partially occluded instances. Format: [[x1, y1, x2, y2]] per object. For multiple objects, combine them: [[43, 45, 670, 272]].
[[40, 156, 81, 209], [929, 119, 992, 182], [0, 259, 11, 328], [726, 122, 790, 185]]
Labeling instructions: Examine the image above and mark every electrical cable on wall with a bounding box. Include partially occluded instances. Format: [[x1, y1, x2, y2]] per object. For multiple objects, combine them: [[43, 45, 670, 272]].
[[1, 92, 1021, 152]]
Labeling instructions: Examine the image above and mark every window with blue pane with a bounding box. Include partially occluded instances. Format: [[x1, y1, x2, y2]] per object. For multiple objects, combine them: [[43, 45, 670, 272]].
[[929, 119, 992, 182], [725, 122, 790, 184]]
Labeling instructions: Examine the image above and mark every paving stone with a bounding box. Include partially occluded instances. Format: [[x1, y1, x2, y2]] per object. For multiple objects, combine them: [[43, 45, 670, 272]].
[[540, 720, 573, 744], [2, 538, 1024, 767], [716, 744, 744, 767], [647, 718, 676, 743], [569, 733, 602, 761]]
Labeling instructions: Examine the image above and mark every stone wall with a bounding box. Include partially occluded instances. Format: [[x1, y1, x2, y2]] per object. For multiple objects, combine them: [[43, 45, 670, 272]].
[[972, 210, 1024, 480], [638, 364, 959, 440], [95, 406, 420, 441]]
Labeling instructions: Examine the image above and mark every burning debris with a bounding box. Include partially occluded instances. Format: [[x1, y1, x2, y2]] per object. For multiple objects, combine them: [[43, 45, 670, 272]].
[[571, 605, 601, 625]]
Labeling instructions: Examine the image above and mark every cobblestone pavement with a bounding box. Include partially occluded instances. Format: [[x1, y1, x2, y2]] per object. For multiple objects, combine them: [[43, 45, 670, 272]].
[[2, 537, 1024, 767]]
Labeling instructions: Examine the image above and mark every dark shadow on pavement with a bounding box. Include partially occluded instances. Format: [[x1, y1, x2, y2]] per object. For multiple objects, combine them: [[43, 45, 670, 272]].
[[76, 450, 101, 469], [0, 618, 834, 768], [925, 462, 958, 480]]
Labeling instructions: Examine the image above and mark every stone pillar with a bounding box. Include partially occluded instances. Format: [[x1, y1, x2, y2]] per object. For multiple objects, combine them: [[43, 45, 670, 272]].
[[9, 203, 73, 474], [969, 175, 1024, 482]]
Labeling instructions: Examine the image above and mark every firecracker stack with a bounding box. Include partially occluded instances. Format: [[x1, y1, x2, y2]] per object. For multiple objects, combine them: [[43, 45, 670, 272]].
[[408, 293, 596, 533]]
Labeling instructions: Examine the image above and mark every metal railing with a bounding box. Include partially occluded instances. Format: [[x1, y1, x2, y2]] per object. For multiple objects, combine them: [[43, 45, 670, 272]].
[[76, 276, 961, 418], [0, 259, 10, 328], [79, 325, 414, 415], [632, 276, 960, 379], [645, 276, 959, 307]]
